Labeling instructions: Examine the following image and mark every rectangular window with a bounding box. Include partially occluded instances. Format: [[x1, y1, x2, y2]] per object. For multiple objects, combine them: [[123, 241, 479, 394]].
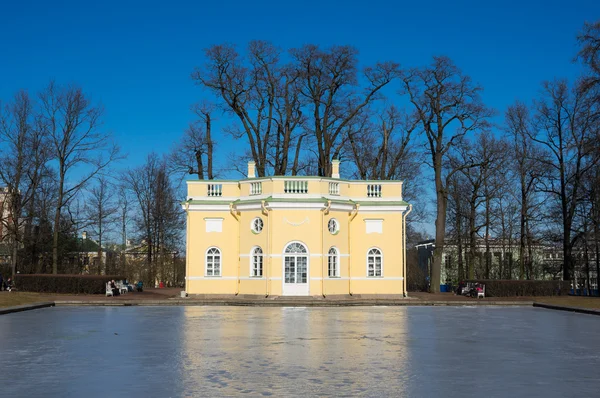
[[298, 257, 307, 283], [368, 258, 375, 277], [253, 254, 263, 277], [328, 255, 338, 277], [375, 258, 382, 277], [285, 257, 295, 283], [214, 257, 220, 276], [206, 252, 221, 276]]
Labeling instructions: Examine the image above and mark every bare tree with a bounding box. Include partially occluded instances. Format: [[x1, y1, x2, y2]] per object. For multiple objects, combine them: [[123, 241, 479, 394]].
[[85, 177, 118, 274], [478, 133, 509, 279], [447, 172, 469, 280], [577, 20, 600, 88], [0, 90, 51, 277], [170, 102, 216, 181], [123, 154, 158, 283], [451, 137, 486, 280], [193, 41, 304, 176], [451, 132, 507, 279], [590, 167, 600, 296], [346, 105, 419, 180], [401, 56, 493, 293], [505, 102, 546, 279], [493, 183, 520, 279], [292, 45, 400, 176], [38, 82, 121, 274], [124, 153, 183, 286], [531, 79, 600, 282], [117, 185, 130, 274]]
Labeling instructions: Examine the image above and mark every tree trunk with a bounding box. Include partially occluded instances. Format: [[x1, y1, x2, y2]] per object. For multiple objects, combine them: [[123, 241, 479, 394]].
[[584, 225, 590, 296], [469, 202, 477, 280], [595, 186, 600, 296], [195, 150, 204, 180], [457, 214, 464, 281], [519, 185, 527, 280], [526, 231, 534, 280], [595, 217, 600, 297], [52, 175, 64, 275], [431, 165, 447, 293], [485, 200, 491, 279], [205, 113, 213, 180]]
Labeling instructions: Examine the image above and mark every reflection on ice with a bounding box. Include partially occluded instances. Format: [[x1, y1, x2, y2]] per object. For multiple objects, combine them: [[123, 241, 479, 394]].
[[180, 307, 409, 396], [0, 306, 599, 396]]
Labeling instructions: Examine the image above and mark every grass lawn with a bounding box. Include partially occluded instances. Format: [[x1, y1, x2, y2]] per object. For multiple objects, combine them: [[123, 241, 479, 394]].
[[0, 292, 55, 308], [533, 296, 600, 310]]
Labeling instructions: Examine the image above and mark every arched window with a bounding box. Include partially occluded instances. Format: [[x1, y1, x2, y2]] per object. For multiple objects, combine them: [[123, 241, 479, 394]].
[[206, 247, 221, 276], [328, 247, 339, 277], [367, 248, 382, 277], [285, 242, 307, 254], [252, 247, 263, 277]]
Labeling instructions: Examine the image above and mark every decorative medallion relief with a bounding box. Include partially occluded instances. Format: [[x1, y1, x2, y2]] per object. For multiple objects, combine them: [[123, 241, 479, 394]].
[[284, 217, 310, 227]]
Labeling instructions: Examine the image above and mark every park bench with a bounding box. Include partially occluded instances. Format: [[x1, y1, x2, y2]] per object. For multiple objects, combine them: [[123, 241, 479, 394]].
[[459, 283, 485, 298], [116, 281, 128, 295], [477, 285, 485, 299]]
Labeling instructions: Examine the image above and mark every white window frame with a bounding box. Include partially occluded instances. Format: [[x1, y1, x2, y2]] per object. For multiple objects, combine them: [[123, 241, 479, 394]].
[[205, 247, 221, 277], [328, 218, 339, 235], [328, 247, 340, 277], [251, 246, 263, 277], [282, 241, 310, 295], [251, 217, 264, 234], [366, 247, 383, 277]]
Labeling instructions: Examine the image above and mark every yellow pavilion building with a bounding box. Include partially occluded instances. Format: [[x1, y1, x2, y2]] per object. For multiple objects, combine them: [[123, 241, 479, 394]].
[[182, 161, 411, 297]]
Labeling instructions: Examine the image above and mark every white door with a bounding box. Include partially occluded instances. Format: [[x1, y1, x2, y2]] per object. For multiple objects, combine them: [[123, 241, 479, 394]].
[[282, 242, 309, 296]]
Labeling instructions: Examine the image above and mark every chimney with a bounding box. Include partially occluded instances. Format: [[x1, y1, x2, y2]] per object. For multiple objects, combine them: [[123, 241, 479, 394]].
[[247, 161, 256, 178], [82, 231, 87, 240], [331, 159, 340, 179]]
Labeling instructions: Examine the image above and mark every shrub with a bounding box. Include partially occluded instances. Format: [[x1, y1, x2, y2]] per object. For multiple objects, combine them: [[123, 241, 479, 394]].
[[0, 264, 12, 280], [14, 274, 125, 294], [466, 279, 566, 297], [407, 249, 428, 292]]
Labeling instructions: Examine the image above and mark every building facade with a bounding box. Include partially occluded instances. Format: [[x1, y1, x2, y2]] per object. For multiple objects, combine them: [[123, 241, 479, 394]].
[[0, 187, 12, 241], [183, 161, 411, 297]]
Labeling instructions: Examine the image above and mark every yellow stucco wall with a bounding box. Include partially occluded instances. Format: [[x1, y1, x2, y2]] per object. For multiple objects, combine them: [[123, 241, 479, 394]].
[[185, 175, 409, 297]]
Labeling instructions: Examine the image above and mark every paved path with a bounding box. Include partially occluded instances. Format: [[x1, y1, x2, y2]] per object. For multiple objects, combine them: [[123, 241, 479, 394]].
[[3, 288, 600, 315]]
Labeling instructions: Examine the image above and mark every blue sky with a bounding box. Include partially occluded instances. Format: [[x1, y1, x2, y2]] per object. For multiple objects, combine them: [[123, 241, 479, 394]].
[[0, 0, 597, 182]]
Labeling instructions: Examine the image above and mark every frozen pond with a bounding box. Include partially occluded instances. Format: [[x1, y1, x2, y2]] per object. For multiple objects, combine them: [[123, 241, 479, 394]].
[[1, 306, 599, 397]]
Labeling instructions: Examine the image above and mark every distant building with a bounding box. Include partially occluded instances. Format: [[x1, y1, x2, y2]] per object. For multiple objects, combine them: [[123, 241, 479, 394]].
[[0, 187, 22, 269], [123, 239, 179, 285], [0, 187, 13, 241], [416, 238, 598, 290], [66, 231, 109, 274]]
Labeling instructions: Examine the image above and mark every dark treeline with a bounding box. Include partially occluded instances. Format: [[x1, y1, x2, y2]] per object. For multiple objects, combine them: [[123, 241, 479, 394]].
[[1, 21, 599, 294]]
